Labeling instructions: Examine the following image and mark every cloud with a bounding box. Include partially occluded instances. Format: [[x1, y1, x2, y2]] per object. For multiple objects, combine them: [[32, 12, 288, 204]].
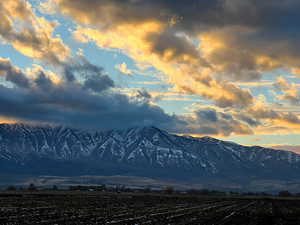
[[37, 0, 252, 109], [188, 98, 300, 135], [271, 145, 300, 154], [0, 57, 255, 136], [63, 58, 115, 93], [45, 0, 300, 112], [274, 77, 300, 104], [0, 58, 30, 88], [0, 57, 179, 130], [145, 29, 201, 62], [246, 102, 300, 132], [73, 24, 254, 108], [235, 114, 261, 127], [0, 0, 70, 65], [117, 62, 132, 75], [136, 89, 152, 101], [44, 0, 300, 135], [50, 0, 300, 77], [0, 0, 299, 137], [180, 107, 253, 136], [0, 57, 298, 137]]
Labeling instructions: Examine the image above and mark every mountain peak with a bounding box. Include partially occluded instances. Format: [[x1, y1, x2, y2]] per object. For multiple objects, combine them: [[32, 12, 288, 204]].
[[129, 125, 162, 132], [0, 123, 300, 184], [200, 136, 220, 142]]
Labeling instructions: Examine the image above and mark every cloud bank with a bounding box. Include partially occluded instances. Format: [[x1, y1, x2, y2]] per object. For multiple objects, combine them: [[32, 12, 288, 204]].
[[0, 0, 299, 138], [40, 0, 300, 134], [0, 0, 70, 65], [0, 56, 257, 136]]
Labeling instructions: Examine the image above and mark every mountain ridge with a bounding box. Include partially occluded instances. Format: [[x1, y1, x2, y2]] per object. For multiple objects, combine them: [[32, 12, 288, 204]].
[[0, 123, 300, 184]]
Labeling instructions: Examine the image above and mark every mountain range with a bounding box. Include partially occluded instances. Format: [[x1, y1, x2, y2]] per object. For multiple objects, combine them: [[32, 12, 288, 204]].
[[0, 123, 300, 191]]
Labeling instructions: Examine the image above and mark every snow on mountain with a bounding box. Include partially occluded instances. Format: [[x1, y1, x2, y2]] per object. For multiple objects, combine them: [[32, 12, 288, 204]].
[[0, 124, 300, 180]]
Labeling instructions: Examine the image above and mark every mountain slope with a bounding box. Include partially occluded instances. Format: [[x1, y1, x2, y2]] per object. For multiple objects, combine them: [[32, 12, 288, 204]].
[[0, 124, 300, 182]]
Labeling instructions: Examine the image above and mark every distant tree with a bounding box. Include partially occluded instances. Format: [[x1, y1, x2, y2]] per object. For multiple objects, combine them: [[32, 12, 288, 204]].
[[6, 185, 17, 191], [28, 183, 37, 191], [278, 190, 292, 197], [164, 186, 174, 195]]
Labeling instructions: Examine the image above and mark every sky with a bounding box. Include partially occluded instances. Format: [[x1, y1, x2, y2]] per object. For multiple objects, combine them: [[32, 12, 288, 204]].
[[0, 0, 300, 151]]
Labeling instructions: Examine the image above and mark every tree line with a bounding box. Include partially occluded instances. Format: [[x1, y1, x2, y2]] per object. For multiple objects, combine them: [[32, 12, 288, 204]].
[[2, 184, 299, 197]]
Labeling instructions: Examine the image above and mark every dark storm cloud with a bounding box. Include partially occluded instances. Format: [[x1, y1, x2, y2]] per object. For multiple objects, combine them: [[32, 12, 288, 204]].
[[0, 58, 30, 88], [83, 75, 114, 93], [195, 109, 218, 122], [0, 57, 254, 136], [55, 0, 300, 82], [34, 71, 54, 90], [0, 58, 180, 131], [146, 29, 201, 62], [63, 58, 115, 92], [136, 90, 152, 100], [180, 107, 253, 136], [0, 78, 156, 129], [55, 0, 300, 32], [55, 0, 226, 31], [247, 105, 300, 126], [235, 114, 261, 127]]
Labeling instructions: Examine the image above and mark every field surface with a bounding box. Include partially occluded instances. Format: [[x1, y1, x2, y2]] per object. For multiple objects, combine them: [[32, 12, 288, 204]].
[[0, 192, 300, 225]]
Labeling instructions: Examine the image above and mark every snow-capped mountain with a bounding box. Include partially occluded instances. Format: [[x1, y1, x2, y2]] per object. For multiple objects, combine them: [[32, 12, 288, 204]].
[[0, 124, 300, 181]]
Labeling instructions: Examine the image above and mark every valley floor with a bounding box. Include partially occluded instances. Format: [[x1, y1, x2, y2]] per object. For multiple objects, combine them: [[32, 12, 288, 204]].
[[0, 191, 300, 225], [0, 191, 300, 224]]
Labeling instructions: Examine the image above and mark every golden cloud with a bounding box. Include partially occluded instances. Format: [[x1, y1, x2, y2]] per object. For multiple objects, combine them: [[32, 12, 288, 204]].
[[274, 77, 300, 104], [0, 0, 70, 65], [116, 62, 133, 75], [40, 0, 300, 136], [74, 24, 254, 108]]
